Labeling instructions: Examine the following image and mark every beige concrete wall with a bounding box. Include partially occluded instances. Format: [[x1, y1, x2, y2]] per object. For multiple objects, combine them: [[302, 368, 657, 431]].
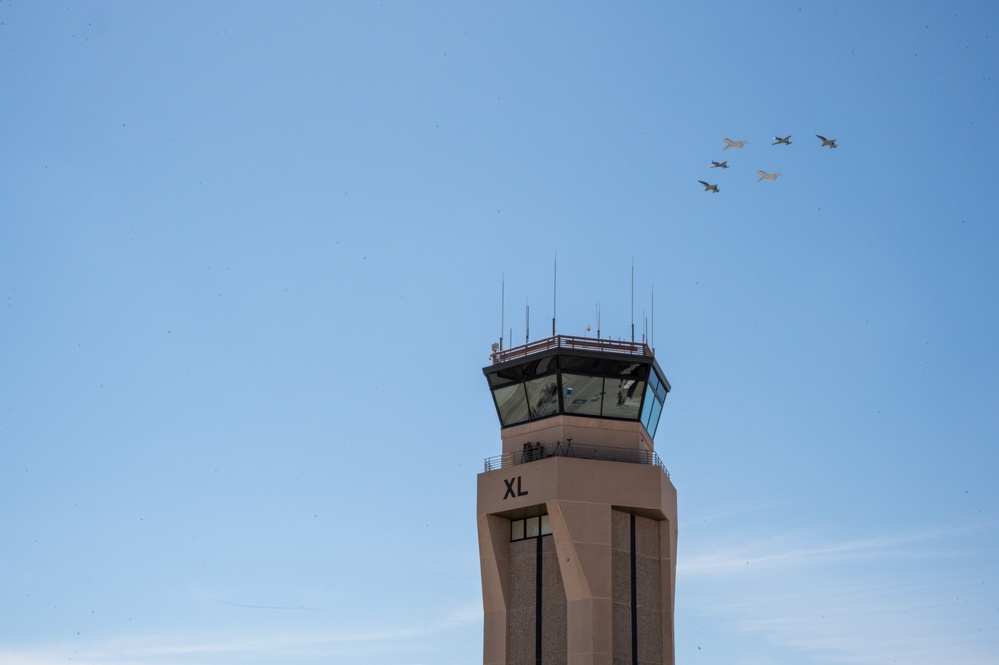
[[499, 414, 655, 457], [478, 514, 510, 665], [478, 456, 676, 519]]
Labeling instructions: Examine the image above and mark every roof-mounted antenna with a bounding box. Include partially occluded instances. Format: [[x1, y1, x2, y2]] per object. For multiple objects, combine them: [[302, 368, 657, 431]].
[[631, 262, 635, 343], [552, 253, 557, 338], [525, 299, 530, 344], [500, 275, 505, 352], [651, 285, 655, 353], [596, 303, 601, 340]]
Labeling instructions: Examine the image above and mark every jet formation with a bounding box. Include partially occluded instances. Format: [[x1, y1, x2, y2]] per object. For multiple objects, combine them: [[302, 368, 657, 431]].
[[698, 133, 838, 193]]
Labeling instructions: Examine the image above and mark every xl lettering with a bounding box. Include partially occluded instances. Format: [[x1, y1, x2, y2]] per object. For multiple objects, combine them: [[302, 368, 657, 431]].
[[503, 476, 529, 500]]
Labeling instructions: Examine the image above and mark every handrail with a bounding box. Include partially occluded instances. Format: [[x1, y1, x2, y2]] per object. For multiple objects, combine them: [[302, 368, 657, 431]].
[[491, 334, 653, 364], [483, 441, 668, 478]]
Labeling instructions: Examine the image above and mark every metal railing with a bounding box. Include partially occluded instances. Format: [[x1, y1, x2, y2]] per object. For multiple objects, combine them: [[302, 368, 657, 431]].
[[490, 334, 653, 365], [483, 440, 668, 477]]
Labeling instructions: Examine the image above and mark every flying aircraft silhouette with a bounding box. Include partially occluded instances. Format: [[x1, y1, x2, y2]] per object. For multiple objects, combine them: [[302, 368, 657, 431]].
[[772, 135, 792, 145], [710, 160, 729, 169], [722, 138, 747, 150], [756, 171, 782, 182], [816, 135, 838, 149], [698, 180, 720, 193]]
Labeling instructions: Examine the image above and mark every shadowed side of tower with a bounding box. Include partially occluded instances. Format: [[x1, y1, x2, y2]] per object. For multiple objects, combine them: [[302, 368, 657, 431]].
[[477, 335, 676, 665]]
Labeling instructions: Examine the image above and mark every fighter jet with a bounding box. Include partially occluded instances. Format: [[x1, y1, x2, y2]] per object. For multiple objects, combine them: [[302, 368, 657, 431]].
[[756, 171, 782, 182], [722, 138, 747, 150], [710, 160, 729, 169], [698, 180, 720, 193], [772, 135, 792, 145], [816, 135, 838, 149]]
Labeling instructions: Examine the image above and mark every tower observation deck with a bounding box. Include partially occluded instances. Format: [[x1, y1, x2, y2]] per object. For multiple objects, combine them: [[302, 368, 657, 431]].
[[477, 333, 677, 665]]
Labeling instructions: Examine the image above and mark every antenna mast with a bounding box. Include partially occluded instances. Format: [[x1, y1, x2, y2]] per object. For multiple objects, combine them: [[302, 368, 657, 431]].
[[552, 253, 557, 337], [631, 262, 635, 343], [500, 275, 505, 351], [526, 299, 530, 344], [651, 286, 655, 353]]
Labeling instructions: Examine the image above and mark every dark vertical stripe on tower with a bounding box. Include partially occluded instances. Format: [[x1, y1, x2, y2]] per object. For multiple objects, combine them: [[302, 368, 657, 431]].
[[536, 534, 543, 665], [630, 514, 638, 665]]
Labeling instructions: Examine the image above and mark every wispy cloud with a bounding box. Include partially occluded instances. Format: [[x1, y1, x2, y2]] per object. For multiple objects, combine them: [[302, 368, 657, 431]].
[[677, 519, 999, 665], [0, 602, 482, 665], [679, 521, 991, 575]]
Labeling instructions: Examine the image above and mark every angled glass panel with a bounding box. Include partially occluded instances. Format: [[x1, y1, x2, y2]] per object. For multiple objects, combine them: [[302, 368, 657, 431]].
[[511, 519, 525, 541], [493, 383, 530, 426], [603, 378, 645, 420], [653, 370, 668, 401], [560, 354, 649, 377], [521, 354, 558, 380], [562, 373, 604, 416], [613, 361, 647, 379], [486, 365, 523, 388], [526, 376, 560, 419], [640, 384, 656, 429], [559, 354, 606, 374], [647, 396, 663, 438]]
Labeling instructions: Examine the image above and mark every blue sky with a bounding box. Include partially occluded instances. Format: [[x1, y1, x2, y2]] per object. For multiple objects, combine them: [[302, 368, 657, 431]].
[[1, 2, 997, 664]]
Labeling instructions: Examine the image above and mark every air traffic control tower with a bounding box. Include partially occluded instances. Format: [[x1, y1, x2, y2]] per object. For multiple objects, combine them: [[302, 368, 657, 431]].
[[478, 334, 675, 665]]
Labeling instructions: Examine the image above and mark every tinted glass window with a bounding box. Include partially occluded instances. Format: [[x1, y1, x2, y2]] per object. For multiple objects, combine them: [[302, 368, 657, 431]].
[[558, 355, 636, 376], [613, 361, 646, 379], [562, 373, 604, 416], [486, 365, 523, 388], [558, 354, 605, 374], [603, 378, 645, 419], [653, 371, 668, 401], [647, 397, 663, 438], [640, 384, 656, 428], [493, 383, 530, 426], [520, 354, 558, 380], [526, 377, 560, 419]]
